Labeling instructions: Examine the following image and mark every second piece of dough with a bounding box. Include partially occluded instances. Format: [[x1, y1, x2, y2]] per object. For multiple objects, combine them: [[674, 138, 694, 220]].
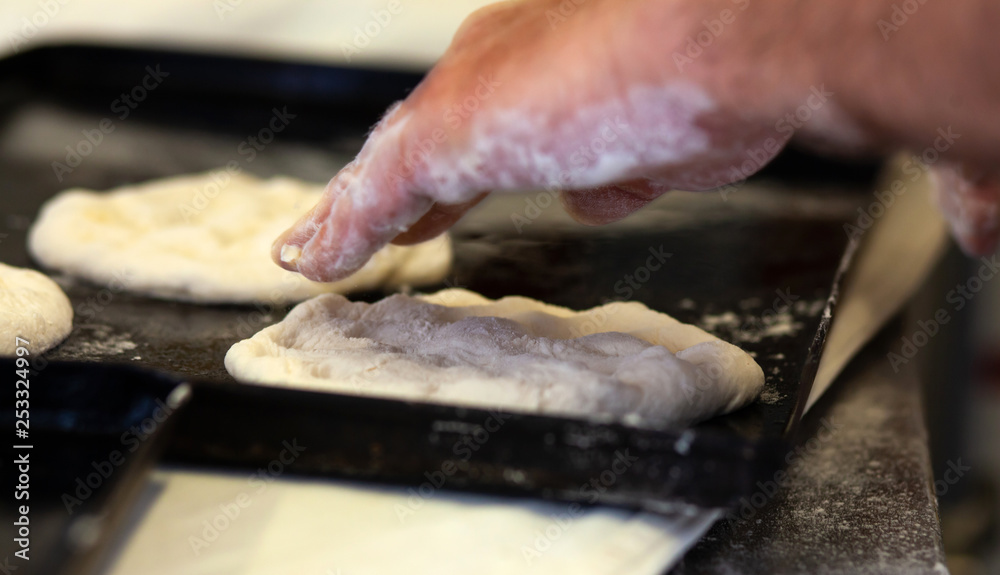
[[28, 172, 452, 304]]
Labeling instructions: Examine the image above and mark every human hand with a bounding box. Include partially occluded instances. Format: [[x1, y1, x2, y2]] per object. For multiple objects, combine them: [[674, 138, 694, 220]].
[[272, 0, 807, 281], [274, 0, 1000, 282]]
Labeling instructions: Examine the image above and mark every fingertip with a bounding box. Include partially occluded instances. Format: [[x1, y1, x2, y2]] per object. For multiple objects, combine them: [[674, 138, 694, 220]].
[[271, 202, 328, 272], [275, 185, 439, 283], [271, 228, 304, 273]]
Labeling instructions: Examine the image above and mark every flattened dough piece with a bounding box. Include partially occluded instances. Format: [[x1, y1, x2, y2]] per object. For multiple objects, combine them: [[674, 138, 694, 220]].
[[27, 172, 451, 304], [0, 262, 73, 355], [225, 289, 764, 428]]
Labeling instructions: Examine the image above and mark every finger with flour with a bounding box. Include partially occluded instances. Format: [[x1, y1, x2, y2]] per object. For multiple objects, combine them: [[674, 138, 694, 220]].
[[273, 84, 786, 282]]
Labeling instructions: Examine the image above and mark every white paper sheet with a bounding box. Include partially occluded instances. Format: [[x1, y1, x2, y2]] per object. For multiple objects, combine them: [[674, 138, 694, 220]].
[[103, 470, 719, 575]]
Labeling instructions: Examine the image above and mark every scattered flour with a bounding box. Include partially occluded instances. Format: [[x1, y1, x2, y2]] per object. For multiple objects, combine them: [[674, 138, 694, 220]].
[[758, 385, 785, 405], [56, 324, 136, 358]]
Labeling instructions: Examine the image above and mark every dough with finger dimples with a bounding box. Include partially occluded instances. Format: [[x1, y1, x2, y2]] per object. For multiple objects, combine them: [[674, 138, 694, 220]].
[[27, 172, 452, 304]]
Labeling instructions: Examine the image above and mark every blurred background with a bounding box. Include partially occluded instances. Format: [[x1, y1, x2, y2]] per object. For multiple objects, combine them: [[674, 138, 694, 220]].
[[1, 1, 999, 573], [0, 0, 496, 70]]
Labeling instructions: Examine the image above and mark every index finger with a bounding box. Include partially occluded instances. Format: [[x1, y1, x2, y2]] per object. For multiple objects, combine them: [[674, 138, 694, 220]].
[[271, 106, 439, 282]]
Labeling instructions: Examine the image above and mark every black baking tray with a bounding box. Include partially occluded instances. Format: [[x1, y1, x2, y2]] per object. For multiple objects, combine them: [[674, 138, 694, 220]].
[[0, 360, 188, 575], [0, 43, 875, 529]]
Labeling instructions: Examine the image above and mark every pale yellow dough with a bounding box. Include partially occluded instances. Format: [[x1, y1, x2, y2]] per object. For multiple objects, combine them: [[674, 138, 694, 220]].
[[0, 262, 73, 355], [27, 172, 452, 304]]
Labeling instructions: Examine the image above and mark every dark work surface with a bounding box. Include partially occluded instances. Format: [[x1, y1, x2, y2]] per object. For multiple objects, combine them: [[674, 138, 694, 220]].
[[0, 360, 187, 575], [671, 323, 948, 574]]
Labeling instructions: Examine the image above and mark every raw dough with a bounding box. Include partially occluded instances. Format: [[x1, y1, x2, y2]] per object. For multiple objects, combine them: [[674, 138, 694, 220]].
[[225, 289, 764, 427], [0, 262, 73, 355], [27, 172, 452, 304]]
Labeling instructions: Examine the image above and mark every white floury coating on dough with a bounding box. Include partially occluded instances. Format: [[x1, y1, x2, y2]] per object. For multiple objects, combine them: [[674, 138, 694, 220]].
[[0, 262, 73, 355], [225, 289, 764, 428], [27, 172, 452, 304]]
